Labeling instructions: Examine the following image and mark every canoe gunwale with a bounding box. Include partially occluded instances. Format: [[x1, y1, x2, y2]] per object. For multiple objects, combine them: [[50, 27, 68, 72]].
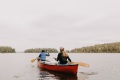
[[40, 63, 78, 66]]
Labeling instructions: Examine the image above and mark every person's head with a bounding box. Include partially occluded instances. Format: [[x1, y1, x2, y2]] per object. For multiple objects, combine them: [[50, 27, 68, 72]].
[[42, 50, 45, 52], [60, 47, 68, 57], [60, 47, 64, 52]]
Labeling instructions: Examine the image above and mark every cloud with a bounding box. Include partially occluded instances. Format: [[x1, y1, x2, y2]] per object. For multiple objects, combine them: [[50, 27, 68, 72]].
[[0, 0, 120, 51]]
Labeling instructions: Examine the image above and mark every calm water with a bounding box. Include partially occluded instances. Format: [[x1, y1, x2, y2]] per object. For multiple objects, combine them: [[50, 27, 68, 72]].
[[0, 53, 120, 80]]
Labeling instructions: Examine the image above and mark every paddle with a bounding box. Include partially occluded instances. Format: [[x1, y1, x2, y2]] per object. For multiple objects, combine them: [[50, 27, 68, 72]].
[[31, 58, 37, 63], [31, 58, 50, 63], [70, 62, 89, 67]]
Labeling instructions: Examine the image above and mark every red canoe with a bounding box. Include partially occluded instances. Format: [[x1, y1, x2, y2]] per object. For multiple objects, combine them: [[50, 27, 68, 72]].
[[38, 61, 78, 75]]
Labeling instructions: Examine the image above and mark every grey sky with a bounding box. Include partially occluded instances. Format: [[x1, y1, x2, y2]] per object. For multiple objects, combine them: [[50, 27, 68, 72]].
[[0, 0, 120, 52]]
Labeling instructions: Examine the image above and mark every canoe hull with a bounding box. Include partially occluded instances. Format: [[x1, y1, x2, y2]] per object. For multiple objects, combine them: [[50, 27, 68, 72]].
[[38, 62, 78, 75]]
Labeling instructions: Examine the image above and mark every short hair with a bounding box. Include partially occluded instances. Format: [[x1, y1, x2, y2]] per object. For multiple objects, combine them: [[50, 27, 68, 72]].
[[42, 50, 45, 52]]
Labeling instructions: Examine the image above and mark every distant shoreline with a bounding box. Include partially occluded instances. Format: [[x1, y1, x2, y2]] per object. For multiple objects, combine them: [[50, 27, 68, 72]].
[[0, 42, 120, 53]]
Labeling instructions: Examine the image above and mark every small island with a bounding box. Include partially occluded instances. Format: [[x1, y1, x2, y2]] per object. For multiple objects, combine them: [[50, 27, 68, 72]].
[[0, 46, 16, 53], [24, 48, 58, 53]]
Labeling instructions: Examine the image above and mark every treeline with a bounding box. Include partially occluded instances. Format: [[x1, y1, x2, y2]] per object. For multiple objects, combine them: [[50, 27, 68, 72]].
[[0, 46, 16, 53], [71, 42, 120, 53], [1, 42, 120, 53], [24, 48, 58, 53]]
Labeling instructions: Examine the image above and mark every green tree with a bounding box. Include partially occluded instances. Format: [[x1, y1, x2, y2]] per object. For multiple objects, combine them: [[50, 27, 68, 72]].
[[0, 46, 16, 53], [24, 48, 58, 53]]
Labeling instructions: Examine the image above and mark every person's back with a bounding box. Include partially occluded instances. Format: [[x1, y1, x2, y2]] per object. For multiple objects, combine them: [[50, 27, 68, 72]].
[[38, 50, 50, 61], [56, 47, 71, 64]]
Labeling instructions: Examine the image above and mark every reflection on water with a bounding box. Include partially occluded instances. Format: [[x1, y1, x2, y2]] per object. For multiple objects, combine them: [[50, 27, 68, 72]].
[[38, 68, 78, 80], [37, 68, 94, 80], [0, 53, 120, 80]]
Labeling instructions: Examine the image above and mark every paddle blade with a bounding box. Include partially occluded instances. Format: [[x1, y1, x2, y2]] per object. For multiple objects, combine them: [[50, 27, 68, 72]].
[[73, 62, 89, 67], [31, 59, 36, 63]]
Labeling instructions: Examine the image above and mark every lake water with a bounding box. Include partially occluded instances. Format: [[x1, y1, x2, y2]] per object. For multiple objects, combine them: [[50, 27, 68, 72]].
[[0, 53, 120, 80]]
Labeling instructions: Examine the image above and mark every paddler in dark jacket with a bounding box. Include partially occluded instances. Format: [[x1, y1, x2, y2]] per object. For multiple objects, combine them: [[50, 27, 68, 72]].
[[55, 47, 72, 64]]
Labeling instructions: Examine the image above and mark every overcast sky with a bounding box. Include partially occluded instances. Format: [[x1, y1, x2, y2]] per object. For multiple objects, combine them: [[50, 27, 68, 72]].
[[0, 0, 120, 52]]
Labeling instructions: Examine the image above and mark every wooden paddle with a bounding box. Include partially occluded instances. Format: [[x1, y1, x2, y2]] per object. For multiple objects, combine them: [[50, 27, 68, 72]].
[[31, 58, 37, 63], [71, 62, 89, 67], [31, 58, 51, 63]]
